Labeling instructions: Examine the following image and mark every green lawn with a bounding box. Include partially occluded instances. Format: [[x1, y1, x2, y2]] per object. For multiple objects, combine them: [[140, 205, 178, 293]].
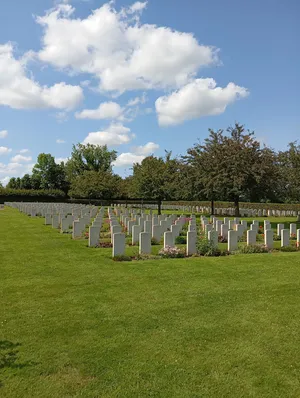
[[1, 207, 300, 397]]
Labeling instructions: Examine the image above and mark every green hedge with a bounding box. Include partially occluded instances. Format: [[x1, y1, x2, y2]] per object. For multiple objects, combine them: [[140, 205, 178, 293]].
[[0, 188, 66, 198]]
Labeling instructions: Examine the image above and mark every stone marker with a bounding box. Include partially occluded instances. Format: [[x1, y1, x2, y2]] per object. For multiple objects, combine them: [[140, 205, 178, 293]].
[[228, 230, 238, 252], [208, 230, 218, 247], [221, 224, 229, 240], [247, 230, 256, 246], [73, 220, 82, 238], [297, 229, 300, 248], [281, 229, 289, 247], [132, 225, 141, 245], [112, 233, 125, 257], [164, 231, 174, 248], [139, 232, 151, 254], [290, 223, 297, 237], [187, 231, 197, 255], [52, 214, 59, 229], [152, 224, 161, 241], [45, 214, 52, 225], [89, 226, 100, 247], [277, 223, 284, 237], [264, 229, 273, 249]]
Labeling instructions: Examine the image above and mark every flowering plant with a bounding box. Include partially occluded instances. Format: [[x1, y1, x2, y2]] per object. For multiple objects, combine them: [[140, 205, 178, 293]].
[[159, 246, 185, 258]]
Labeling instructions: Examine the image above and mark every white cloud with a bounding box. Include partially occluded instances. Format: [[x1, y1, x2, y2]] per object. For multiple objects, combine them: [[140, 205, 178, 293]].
[[56, 139, 66, 144], [0, 146, 12, 155], [113, 152, 145, 167], [127, 1, 148, 13], [0, 162, 34, 178], [19, 149, 29, 154], [11, 154, 32, 162], [0, 43, 83, 110], [37, 2, 218, 94], [0, 130, 8, 138], [156, 78, 248, 126], [76, 101, 123, 120], [83, 123, 134, 146], [127, 93, 147, 107], [1, 176, 10, 186], [133, 142, 159, 155]]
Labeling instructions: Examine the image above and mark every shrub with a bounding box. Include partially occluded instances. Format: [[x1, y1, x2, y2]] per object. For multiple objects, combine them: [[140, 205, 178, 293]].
[[238, 244, 269, 254], [175, 235, 187, 244], [151, 237, 160, 245], [159, 246, 185, 258], [99, 242, 113, 248], [280, 246, 298, 252], [113, 255, 132, 261], [197, 235, 223, 257]]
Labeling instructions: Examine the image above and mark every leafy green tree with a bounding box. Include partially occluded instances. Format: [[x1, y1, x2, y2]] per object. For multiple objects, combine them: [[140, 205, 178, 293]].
[[69, 171, 122, 199], [66, 144, 117, 181], [6, 177, 18, 189], [20, 174, 32, 189], [185, 123, 277, 215], [32, 154, 67, 191], [277, 142, 300, 202], [131, 152, 180, 214]]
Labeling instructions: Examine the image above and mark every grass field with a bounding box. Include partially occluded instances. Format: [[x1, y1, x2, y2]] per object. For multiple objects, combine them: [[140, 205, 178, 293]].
[[1, 207, 300, 397]]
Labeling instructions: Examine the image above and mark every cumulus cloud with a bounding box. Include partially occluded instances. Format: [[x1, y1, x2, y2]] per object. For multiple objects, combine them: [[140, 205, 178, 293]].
[[83, 123, 134, 146], [0, 146, 12, 155], [36, 2, 218, 94], [132, 142, 159, 155], [76, 101, 123, 120], [11, 154, 32, 162], [0, 43, 83, 110], [0, 162, 34, 180], [0, 130, 8, 138], [56, 139, 66, 144], [114, 141, 159, 167], [113, 152, 145, 167], [127, 92, 147, 107], [155, 78, 248, 126]]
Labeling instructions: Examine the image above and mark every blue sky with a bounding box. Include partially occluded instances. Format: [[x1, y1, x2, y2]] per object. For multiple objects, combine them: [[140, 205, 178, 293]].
[[0, 0, 299, 184]]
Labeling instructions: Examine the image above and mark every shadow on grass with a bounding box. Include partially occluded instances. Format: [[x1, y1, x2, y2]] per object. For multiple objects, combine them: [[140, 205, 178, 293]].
[[0, 340, 38, 388]]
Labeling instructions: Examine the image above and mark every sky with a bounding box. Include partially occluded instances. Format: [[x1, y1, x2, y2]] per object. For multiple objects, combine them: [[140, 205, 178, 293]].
[[0, 0, 299, 185]]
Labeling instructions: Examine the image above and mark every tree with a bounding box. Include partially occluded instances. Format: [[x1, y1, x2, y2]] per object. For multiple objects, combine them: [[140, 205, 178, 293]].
[[69, 171, 122, 199], [32, 153, 67, 191], [185, 129, 224, 214], [20, 174, 32, 189], [185, 123, 277, 216], [6, 177, 18, 189], [131, 153, 180, 214], [66, 144, 117, 181], [277, 142, 300, 203]]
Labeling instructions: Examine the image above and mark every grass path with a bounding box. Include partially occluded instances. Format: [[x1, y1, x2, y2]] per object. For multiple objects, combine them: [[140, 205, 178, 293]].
[[1, 207, 300, 397]]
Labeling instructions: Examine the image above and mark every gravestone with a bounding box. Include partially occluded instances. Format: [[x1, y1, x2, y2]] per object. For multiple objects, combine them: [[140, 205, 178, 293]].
[[247, 230, 256, 245], [112, 233, 125, 257], [264, 229, 273, 249], [186, 231, 197, 255], [139, 232, 151, 254], [228, 230, 238, 252], [281, 229, 289, 247]]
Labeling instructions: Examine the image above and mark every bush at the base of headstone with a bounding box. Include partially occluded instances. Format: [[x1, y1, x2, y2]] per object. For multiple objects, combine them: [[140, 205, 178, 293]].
[[279, 245, 298, 252], [151, 237, 160, 245], [99, 241, 113, 248], [159, 246, 185, 258], [175, 235, 187, 244], [197, 234, 223, 257], [112, 255, 132, 262], [237, 244, 269, 254]]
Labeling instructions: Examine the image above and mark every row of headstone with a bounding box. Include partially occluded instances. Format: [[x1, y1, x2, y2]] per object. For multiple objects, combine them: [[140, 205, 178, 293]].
[[111, 207, 199, 257], [201, 215, 300, 252], [112, 203, 300, 218]]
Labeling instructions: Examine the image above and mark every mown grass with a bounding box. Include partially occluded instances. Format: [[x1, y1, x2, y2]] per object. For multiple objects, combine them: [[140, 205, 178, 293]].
[[1, 207, 300, 397]]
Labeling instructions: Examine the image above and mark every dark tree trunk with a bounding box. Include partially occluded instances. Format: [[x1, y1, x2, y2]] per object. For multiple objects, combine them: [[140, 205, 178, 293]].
[[234, 196, 240, 217], [158, 199, 162, 215], [211, 199, 215, 216]]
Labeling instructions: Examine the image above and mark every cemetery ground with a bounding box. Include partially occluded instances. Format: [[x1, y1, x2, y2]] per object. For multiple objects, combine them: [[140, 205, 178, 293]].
[[1, 208, 300, 397]]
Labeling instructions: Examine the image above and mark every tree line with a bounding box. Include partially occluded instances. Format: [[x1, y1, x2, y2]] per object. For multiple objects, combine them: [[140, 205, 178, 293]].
[[2, 123, 300, 216]]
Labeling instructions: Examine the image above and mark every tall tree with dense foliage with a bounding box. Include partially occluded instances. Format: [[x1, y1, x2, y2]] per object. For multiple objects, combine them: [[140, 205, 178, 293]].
[[66, 144, 117, 181], [69, 171, 122, 199], [278, 142, 300, 203], [32, 154, 67, 191], [132, 153, 181, 214]]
